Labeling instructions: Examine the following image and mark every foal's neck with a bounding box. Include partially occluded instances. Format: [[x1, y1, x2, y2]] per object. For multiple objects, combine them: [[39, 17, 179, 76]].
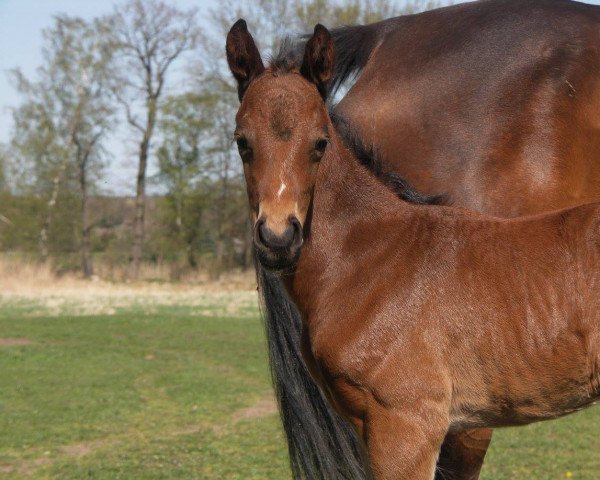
[[286, 131, 416, 318], [320, 136, 401, 215], [316, 132, 415, 237]]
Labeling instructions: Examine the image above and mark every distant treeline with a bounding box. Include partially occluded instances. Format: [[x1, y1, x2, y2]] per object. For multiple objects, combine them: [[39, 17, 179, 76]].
[[0, 187, 252, 278], [0, 0, 441, 279]]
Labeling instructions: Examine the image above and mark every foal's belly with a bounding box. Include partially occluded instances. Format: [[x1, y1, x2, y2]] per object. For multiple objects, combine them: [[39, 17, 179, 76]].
[[449, 394, 600, 432], [448, 352, 600, 431]]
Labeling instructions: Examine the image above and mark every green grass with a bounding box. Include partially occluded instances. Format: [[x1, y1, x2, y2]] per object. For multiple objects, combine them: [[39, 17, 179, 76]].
[[0, 301, 288, 479], [0, 297, 598, 479]]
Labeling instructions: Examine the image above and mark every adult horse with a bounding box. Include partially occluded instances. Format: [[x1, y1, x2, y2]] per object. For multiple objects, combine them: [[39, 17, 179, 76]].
[[226, 21, 600, 480], [227, 0, 600, 478]]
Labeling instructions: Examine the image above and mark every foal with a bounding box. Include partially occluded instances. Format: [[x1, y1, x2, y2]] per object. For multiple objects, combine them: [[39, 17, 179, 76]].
[[228, 21, 600, 479]]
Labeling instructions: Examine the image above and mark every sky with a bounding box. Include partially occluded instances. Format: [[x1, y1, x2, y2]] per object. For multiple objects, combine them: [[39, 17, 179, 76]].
[[2, 0, 600, 194]]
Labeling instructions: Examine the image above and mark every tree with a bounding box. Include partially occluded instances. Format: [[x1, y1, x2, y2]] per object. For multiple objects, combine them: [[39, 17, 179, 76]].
[[0, 145, 7, 193], [155, 92, 215, 267], [52, 16, 115, 277], [154, 89, 251, 273], [104, 0, 200, 279], [202, 93, 249, 271], [10, 69, 70, 261], [9, 15, 114, 276]]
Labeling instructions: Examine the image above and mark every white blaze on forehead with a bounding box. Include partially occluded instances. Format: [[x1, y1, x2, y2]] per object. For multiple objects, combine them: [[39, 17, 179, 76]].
[[277, 182, 287, 198]]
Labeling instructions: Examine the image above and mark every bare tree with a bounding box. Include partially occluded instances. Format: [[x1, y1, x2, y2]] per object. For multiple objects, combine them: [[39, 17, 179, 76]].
[[9, 16, 114, 275], [56, 17, 114, 278], [10, 69, 70, 262], [105, 0, 199, 279]]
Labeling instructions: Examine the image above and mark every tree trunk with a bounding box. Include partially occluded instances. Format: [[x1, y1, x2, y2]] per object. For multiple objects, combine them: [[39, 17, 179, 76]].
[[79, 153, 93, 278], [128, 98, 157, 279], [39, 160, 68, 262], [215, 239, 224, 271], [128, 142, 148, 279], [186, 243, 197, 269]]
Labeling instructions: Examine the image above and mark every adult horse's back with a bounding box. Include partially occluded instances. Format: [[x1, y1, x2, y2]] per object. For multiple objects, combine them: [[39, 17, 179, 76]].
[[335, 0, 600, 216]]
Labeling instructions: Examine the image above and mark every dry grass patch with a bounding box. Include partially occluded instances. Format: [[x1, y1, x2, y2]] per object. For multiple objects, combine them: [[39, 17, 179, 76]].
[[232, 396, 278, 422], [0, 255, 257, 291], [0, 258, 259, 317], [0, 338, 36, 347]]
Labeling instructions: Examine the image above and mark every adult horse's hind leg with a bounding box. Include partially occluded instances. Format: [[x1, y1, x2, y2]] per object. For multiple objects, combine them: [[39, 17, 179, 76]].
[[435, 429, 493, 480]]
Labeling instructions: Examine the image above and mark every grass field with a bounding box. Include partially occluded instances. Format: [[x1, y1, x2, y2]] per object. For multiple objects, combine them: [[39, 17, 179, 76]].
[[0, 285, 599, 479]]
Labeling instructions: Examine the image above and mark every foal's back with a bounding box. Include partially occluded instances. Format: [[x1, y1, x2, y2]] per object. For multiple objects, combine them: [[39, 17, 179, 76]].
[[438, 203, 599, 425], [331, 198, 600, 429]]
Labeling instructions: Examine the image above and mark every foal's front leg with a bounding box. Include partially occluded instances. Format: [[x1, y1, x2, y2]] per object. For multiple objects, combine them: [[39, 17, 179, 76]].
[[365, 399, 449, 480]]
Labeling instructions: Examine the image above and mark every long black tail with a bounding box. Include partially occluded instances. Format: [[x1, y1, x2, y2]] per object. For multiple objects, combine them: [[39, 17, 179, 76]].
[[256, 263, 369, 479]]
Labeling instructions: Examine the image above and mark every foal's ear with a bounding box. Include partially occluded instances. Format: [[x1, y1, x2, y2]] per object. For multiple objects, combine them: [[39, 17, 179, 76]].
[[301, 24, 335, 101], [226, 19, 265, 101]]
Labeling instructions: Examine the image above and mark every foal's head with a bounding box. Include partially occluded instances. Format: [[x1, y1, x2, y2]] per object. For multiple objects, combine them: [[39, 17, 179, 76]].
[[227, 20, 335, 271]]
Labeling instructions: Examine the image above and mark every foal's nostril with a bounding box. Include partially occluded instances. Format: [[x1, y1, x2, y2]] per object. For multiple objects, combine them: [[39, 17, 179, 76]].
[[257, 218, 268, 246], [290, 217, 301, 235], [255, 217, 302, 251]]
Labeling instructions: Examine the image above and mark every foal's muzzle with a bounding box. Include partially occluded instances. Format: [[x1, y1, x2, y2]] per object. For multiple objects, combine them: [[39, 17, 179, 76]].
[[254, 216, 303, 270]]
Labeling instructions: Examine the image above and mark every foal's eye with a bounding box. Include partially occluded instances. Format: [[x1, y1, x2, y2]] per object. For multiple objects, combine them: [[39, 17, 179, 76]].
[[236, 137, 252, 162], [313, 138, 328, 161]]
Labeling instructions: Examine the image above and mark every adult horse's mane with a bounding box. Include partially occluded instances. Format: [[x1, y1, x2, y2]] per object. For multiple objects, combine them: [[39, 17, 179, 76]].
[[326, 24, 382, 96], [269, 42, 445, 206], [270, 24, 382, 96]]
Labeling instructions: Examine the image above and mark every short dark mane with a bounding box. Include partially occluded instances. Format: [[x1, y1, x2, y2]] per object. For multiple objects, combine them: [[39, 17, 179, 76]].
[[269, 38, 302, 73], [331, 112, 446, 206]]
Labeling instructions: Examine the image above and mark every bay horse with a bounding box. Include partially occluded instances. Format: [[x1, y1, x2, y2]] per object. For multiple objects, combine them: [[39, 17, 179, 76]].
[[226, 1, 600, 479], [226, 19, 600, 480]]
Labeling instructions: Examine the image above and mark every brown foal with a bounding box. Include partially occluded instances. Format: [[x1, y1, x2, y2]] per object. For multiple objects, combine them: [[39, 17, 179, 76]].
[[227, 21, 600, 479]]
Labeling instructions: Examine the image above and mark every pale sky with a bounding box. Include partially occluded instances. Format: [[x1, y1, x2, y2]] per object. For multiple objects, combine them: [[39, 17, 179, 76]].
[[0, 0, 218, 194], [2, 0, 600, 194]]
